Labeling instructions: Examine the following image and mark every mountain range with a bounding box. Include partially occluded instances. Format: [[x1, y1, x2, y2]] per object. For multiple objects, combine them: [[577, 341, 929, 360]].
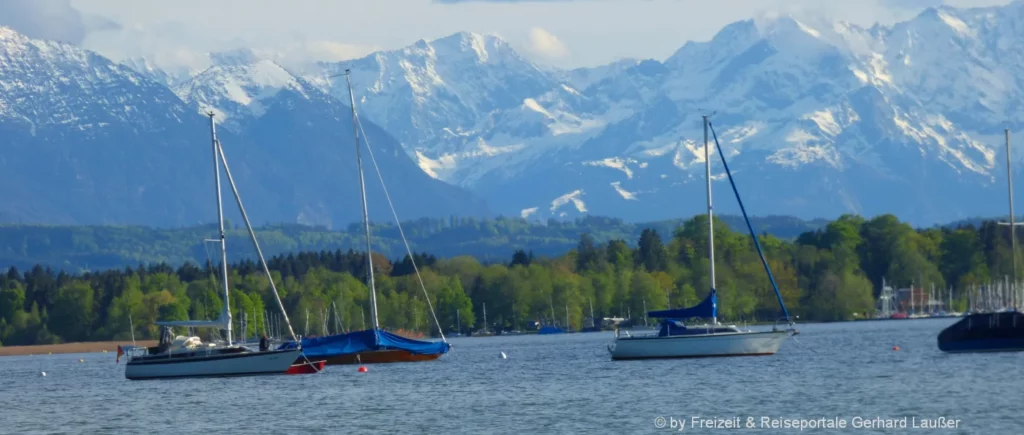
[[0, 27, 487, 227], [3, 2, 1024, 228]]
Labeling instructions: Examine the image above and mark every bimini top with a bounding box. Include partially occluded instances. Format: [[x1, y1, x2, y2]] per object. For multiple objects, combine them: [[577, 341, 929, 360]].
[[278, 328, 450, 358], [647, 290, 717, 320]]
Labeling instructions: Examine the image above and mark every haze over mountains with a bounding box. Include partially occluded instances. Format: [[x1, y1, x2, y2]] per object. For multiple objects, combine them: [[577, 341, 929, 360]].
[[2, 3, 1024, 227]]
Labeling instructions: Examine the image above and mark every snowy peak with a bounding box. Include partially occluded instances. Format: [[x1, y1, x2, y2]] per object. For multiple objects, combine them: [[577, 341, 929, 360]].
[[0, 26, 190, 133], [176, 59, 311, 129], [425, 31, 511, 64], [121, 56, 196, 88]]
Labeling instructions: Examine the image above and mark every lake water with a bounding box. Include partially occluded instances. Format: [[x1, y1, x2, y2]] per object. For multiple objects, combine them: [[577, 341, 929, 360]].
[[1, 318, 1021, 434]]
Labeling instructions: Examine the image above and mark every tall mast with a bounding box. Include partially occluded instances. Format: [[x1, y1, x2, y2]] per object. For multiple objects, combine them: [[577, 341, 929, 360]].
[[1009, 129, 1018, 309], [209, 113, 232, 345], [999, 128, 1020, 310], [549, 295, 556, 326], [345, 69, 379, 329], [703, 115, 717, 325], [590, 298, 596, 329]]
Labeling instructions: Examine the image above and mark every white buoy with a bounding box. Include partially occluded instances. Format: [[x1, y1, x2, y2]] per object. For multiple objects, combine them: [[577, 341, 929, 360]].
[[500, 351, 507, 359], [78, 358, 84, 363], [40, 372, 46, 377]]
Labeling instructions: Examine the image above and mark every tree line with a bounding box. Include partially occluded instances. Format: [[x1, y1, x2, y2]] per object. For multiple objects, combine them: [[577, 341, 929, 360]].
[[0, 213, 1016, 346]]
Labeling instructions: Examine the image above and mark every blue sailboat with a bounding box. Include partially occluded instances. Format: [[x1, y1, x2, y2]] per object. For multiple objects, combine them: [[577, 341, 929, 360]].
[[608, 115, 796, 360], [278, 70, 450, 365]]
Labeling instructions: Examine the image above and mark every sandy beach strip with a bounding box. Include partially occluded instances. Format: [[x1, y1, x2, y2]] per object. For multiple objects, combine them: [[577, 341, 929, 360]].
[[0, 340, 157, 357]]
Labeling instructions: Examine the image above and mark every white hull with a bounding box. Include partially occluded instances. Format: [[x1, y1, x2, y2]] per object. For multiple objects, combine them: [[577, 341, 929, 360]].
[[125, 349, 301, 380], [608, 330, 788, 360]]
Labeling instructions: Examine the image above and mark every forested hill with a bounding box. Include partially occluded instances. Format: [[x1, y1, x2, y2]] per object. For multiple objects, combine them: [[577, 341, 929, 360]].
[[0, 215, 826, 272], [0, 213, 1017, 347]]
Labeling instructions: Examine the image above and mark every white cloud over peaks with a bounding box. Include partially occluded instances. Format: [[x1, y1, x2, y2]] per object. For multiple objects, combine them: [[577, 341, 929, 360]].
[[526, 27, 568, 59]]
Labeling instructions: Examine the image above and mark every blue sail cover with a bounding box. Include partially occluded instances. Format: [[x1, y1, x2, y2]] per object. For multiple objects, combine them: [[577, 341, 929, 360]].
[[647, 290, 717, 319], [278, 328, 450, 358], [538, 325, 564, 335]]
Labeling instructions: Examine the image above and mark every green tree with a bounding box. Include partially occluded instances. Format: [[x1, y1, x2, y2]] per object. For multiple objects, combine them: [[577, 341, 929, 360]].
[[49, 282, 95, 342]]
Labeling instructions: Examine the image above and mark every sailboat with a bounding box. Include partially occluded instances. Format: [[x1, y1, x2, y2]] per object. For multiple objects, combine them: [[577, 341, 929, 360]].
[[278, 70, 450, 364], [474, 303, 494, 336], [538, 295, 565, 334], [608, 116, 795, 360], [124, 114, 305, 380], [448, 309, 464, 338], [581, 298, 601, 333]]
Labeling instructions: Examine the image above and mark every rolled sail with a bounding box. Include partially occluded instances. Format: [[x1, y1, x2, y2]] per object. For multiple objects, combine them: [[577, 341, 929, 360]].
[[647, 290, 717, 319]]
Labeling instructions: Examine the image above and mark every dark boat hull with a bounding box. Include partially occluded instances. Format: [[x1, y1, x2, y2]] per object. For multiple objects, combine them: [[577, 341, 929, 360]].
[[938, 312, 1024, 353], [939, 339, 1024, 353]]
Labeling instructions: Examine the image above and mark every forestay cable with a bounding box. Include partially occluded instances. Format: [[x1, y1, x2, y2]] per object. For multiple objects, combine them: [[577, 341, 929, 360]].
[[353, 112, 447, 342], [708, 121, 792, 325]]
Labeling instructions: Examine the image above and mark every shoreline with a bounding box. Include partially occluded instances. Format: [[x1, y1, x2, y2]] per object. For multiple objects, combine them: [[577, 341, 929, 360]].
[[0, 340, 157, 357]]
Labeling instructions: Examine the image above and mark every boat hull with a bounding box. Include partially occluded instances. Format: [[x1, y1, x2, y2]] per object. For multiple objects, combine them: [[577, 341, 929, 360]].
[[314, 349, 445, 365], [286, 359, 326, 374], [125, 349, 301, 380], [938, 339, 1024, 353], [608, 330, 788, 360], [937, 312, 1024, 353]]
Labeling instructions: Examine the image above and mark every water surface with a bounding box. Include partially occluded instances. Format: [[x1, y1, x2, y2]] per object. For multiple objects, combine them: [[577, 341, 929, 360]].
[[2, 319, 1019, 434]]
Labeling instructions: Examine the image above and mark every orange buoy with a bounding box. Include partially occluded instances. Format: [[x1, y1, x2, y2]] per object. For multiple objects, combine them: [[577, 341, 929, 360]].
[[892, 345, 900, 351], [357, 366, 368, 373]]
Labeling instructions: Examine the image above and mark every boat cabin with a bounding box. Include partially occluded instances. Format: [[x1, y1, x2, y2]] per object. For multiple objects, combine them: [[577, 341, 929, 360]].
[[658, 319, 741, 337]]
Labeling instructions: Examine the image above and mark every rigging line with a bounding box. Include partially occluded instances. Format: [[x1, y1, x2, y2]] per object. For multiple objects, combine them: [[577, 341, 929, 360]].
[[708, 121, 792, 324], [353, 112, 447, 342], [215, 139, 299, 343]]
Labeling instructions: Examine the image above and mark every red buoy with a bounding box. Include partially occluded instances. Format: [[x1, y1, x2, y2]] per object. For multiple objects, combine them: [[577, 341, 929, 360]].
[[892, 345, 900, 351], [358, 366, 368, 373]]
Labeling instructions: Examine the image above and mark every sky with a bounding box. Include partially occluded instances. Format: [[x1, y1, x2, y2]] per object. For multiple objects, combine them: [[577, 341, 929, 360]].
[[0, 0, 1014, 72]]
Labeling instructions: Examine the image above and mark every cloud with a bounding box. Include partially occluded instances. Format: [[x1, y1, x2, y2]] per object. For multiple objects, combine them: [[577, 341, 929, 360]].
[[0, 0, 119, 44], [434, 0, 580, 3], [879, 0, 948, 10], [66, 0, 1016, 72], [526, 27, 568, 59]]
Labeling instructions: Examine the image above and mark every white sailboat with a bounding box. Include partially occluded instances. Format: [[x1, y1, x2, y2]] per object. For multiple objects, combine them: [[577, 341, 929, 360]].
[[608, 116, 794, 360], [474, 303, 494, 336], [124, 114, 303, 380]]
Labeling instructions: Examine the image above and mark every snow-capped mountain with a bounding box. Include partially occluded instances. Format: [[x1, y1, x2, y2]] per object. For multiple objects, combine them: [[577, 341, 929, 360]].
[[121, 56, 197, 88], [0, 26, 217, 226], [7, 2, 1024, 228], [175, 59, 310, 132], [0, 27, 488, 227], [171, 56, 489, 227], [310, 2, 1024, 225]]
